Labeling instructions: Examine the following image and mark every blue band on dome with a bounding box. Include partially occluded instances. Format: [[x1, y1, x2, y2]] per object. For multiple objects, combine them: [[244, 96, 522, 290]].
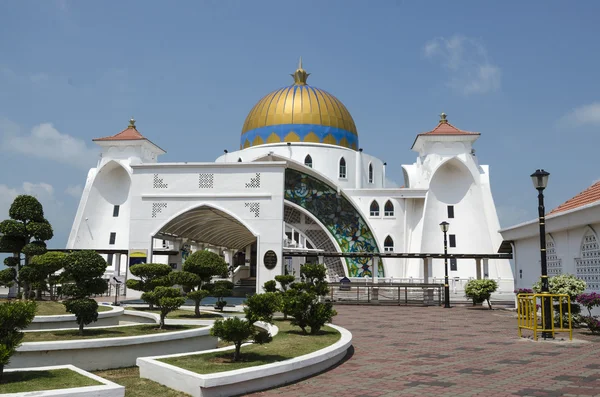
[[240, 124, 359, 149]]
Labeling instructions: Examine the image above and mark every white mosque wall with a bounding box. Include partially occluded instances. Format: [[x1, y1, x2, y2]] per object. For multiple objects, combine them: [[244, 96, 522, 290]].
[[216, 143, 387, 189], [126, 162, 287, 294], [502, 203, 600, 293]]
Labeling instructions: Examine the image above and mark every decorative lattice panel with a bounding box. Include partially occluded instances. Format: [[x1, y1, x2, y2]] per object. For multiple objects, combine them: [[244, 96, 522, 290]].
[[284, 205, 346, 281], [245, 173, 261, 188], [285, 169, 383, 277], [152, 202, 167, 218], [153, 174, 168, 189], [198, 173, 214, 188], [245, 202, 260, 217], [546, 239, 562, 276], [576, 232, 600, 290]]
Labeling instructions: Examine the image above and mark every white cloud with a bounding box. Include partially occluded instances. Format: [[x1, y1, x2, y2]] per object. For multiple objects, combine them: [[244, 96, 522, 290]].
[[559, 102, 600, 127], [0, 119, 98, 168], [65, 185, 83, 198], [423, 35, 501, 95]]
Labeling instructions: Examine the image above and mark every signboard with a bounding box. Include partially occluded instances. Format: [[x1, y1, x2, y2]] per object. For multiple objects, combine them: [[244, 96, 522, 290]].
[[263, 250, 278, 270], [128, 250, 147, 267]]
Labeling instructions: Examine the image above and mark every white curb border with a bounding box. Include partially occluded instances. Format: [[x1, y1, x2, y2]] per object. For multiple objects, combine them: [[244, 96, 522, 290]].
[[137, 323, 352, 397], [2, 364, 124, 397], [28, 306, 124, 330]]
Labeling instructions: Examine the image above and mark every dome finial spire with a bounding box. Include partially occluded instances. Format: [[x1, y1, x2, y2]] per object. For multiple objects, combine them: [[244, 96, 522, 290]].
[[439, 112, 448, 124], [129, 117, 136, 128], [291, 57, 310, 85]]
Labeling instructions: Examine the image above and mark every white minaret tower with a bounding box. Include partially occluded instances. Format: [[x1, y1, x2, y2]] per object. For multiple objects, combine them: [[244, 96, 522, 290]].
[[66, 119, 165, 274], [402, 113, 511, 281]]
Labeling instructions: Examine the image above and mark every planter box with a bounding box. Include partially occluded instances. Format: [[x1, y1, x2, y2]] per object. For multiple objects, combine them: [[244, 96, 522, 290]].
[[1, 365, 124, 397], [137, 323, 352, 397], [10, 325, 217, 371]]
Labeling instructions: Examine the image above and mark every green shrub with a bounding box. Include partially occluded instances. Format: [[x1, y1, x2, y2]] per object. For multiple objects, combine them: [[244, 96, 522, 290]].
[[263, 280, 277, 293], [464, 279, 498, 309], [0, 300, 37, 381], [210, 317, 255, 362], [61, 251, 108, 335], [244, 292, 279, 324], [284, 263, 337, 334], [532, 274, 586, 298], [126, 263, 173, 308], [142, 286, 186, 328]]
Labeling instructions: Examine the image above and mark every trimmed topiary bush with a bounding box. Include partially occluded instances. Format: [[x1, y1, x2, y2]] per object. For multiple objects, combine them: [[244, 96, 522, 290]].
[[464, 279, 498, 309], [0, 300, 37, 381], [142, 286, 186, 329]]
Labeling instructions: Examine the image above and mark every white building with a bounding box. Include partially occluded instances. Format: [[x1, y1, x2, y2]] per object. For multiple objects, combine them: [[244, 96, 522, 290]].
[[500, 181, 600, 293], [67, 62, 513, 298]]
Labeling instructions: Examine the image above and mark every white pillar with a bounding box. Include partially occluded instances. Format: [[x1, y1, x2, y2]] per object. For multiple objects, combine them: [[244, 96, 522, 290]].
[[372, 256, 378, 284], [245, 245, 252, 266], [423, 257, 429, 283], [476, 258, 482, 280], [114, 254, 121, 277], [483, 258, 489, 279]]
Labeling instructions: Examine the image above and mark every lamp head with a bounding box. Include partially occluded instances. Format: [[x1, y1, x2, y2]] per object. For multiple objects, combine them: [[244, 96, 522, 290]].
[[439, 221, 450, 233], [530, 169, 550, 190]]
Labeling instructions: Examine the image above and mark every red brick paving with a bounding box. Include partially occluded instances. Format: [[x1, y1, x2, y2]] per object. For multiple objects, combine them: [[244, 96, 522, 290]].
[[246, 305, 600, 397]]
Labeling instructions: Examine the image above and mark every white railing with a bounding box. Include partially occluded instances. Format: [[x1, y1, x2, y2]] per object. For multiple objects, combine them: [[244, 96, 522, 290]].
[[231, 265, 250, 285]]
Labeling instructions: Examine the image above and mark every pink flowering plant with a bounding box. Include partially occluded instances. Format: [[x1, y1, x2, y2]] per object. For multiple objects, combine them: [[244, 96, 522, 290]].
[[576, 292, 600, 335]]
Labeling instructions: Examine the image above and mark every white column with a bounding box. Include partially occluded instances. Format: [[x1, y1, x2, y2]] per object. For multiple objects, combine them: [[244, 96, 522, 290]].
[[476, 258, 482, 280], [372, 256, 378, 284], [245, 245, 252, 266], [114, 254, 121, 277], [483, 258, 489, 279], [423, 257, 429, 283]]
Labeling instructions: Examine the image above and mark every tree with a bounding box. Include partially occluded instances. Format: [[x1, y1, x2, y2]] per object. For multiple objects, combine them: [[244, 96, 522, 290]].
[[210, 292, 277, 362], [61, 251, 108, 335], [182, 250, 228, 284], [142, 286, 186, 329], [275, 275, 296, 320], [126, 263, 173, 308], [0, 300, 37, 381], [286, 263, 337, 335], [20, 251, 68, 300], [210, 280, 233, 311], [0, 195, 53, 298], [464, 279, 498, 309]]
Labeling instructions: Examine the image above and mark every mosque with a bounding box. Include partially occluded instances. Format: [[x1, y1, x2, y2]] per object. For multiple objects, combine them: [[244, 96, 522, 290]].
[[67, 61, 514, 298]]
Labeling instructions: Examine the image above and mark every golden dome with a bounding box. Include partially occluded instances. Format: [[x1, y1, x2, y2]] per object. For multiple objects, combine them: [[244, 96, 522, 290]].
[[240, 59, 359, 150]]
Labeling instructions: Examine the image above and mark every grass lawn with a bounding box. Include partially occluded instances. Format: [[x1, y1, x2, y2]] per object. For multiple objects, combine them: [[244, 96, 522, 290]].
[[129, 307, 222, 319], [0, 368, 101, 394], [160, 320, 341, 374], [93, 367, 189, 397], [0, 299, 112, 316], [23, 324, 203, 342]]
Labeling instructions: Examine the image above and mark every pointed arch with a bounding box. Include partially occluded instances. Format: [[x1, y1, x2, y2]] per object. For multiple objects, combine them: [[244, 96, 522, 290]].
[[384, 235, 394, 252], [384, 200, 394, 217], [368, 162, 374, 184], [304, 154, 313, 168], [370, 200, 380, 217], [576, 226, 600, 290], [545, 233, 562, 276], [339, 157, 347, 179]]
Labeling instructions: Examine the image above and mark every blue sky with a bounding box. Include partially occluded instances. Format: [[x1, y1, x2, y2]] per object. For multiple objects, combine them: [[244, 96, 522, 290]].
[[1, 0, 600, 249]]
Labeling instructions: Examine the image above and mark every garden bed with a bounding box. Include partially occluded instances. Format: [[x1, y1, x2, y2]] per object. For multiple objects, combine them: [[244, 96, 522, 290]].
[[1, 365, 124, 396], [137, 321, 352, 397], [161, 320, 340, 373], [128, 307, 223, 319], [23, 324, 203, 342], [0, 299, 112, 316], [29, 305, 124, 330]]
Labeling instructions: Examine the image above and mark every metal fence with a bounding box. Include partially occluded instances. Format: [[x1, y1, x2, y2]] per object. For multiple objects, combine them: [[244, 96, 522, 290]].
[[327, 282, 444, 306]]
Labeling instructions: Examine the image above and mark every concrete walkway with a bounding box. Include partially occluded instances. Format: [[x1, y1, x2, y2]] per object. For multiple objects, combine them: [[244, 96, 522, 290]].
[[247, 305, 600, 397]]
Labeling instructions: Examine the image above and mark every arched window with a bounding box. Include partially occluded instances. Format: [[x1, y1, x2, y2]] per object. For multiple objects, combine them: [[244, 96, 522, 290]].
[[339, 157, 346, 178], [304, 155, 313, 168], [237, 157, 242, 162], [384, 236, 394, 252], [370, 200, 379, 217], [576, 229, 600, 290], [546, 235, 562, 276], [384, 200, 394, 217], [368, 163, 374, 184]]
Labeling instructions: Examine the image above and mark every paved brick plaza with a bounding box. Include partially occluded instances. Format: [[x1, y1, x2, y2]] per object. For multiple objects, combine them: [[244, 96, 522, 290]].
[[247, 305, 600, 397]]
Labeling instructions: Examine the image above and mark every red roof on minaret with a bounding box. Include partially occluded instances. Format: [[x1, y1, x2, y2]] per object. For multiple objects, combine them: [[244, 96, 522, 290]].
[[93, 118, 147, 142], [549, 181, 600, 215], [419, 113, 480, 136]]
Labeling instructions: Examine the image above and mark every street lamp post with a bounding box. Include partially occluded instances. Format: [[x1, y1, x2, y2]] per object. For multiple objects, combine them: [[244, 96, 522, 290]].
[[439, 221, 451, 308], [531, 169, 552, 339]]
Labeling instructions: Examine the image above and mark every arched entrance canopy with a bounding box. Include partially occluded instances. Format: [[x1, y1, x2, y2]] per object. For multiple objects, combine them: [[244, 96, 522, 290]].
[[156, 206, 256, 249]]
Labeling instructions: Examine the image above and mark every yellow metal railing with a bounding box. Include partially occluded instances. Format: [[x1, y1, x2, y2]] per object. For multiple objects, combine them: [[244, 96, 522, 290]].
[[517, 293, 572, 341]]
